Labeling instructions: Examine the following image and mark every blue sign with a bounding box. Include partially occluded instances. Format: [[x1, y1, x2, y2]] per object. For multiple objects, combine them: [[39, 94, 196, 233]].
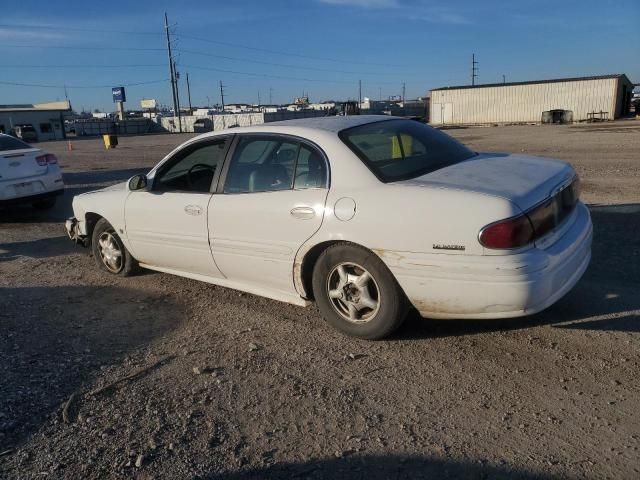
[[112, 87, 126, 103]]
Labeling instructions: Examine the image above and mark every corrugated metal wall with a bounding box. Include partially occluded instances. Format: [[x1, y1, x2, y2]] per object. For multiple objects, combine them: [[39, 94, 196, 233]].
[[430, 78, 619, 125]]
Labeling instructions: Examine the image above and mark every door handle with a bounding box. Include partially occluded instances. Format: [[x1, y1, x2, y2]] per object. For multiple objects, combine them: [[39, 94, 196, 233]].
[[184, 204, 203, 216], [290, 206, 316, 220]]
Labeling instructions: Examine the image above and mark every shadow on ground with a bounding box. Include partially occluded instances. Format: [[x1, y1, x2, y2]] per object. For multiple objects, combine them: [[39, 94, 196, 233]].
[[0, 236, 77, 261], [393, 203, 640, 340], [0, 285, 183, 451], [208, 454, 552, 480], [0, 168, 147, 223]]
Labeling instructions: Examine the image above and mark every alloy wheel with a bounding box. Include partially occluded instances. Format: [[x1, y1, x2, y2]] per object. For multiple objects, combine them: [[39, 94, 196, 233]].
[[326, 262, 380, 323], [97, 231, 123, 273]]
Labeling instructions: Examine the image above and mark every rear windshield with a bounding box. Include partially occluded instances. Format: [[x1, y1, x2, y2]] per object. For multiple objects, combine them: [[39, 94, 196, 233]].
[[339, 119, 476, 182], [20, 126, 36, 132], [0, 135, 31, 152]]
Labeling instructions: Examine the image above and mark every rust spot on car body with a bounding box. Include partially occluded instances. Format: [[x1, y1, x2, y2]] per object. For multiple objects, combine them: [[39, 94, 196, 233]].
[[293, 259, 306, 298], [372, 248, 405, 263]]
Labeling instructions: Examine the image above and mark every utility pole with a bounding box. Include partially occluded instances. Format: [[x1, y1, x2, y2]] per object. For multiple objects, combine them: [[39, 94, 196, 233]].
[[471, 53, 479, 86], [164, 13, 180, 132], [269, 87, 273, 105], [502, 74, 506, 84], [219, 80, 226, 112], [402, 82, 406, 104], [186, 72, 193, 113], [358, 80, 362, 107], [173, 60, 182, 132], [257, 89, 261, 106]]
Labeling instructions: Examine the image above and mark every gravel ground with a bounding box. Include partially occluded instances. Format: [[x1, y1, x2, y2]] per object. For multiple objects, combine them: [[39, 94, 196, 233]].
[[1, 121, 639, 479]]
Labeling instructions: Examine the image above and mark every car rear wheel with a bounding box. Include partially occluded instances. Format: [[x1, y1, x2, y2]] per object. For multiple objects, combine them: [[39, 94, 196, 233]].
[[312, 243, 408, 339], [91, 218, 138, 276], [32, 197, 56, 210]]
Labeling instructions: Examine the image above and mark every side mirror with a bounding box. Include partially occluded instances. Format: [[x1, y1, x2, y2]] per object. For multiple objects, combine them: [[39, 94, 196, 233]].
[[128, 174, 148, 191]]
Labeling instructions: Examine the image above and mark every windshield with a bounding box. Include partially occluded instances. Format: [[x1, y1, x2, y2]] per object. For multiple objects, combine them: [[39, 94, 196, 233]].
[[339, 119, 476, 182], [0, 135, 32, 152]]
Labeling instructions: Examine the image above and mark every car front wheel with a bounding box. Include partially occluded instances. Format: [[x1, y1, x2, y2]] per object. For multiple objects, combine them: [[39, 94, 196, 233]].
[[91, 218, 138, 276], [312, 243, 408, 339]]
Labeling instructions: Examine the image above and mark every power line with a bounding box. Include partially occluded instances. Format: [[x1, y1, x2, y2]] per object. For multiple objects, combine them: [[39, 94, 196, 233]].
[[2, 61, 409, 84], [178, 33, 407, 67], [0, 22, 407, 67], [4, 44, 166, 51], [175, 48, 398, 76], [1, 64, 167, 68], [0, 79, 168, 89], [0, 23, 163, 36], [183, 64, 401, 85]]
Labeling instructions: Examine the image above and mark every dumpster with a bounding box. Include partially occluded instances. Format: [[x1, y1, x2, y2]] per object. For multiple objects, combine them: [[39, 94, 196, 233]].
[[102, 134, 118, 149]]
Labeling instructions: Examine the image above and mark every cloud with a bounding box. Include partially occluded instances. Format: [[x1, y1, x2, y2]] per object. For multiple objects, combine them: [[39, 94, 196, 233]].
[[317, 0, 400, 8], [408, 10, 472, 25], [0, 27, 68, 41]]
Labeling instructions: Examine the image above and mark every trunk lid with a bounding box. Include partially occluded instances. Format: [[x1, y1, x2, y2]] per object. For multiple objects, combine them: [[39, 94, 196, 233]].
[[0, 147, 45, 181], [400, 153, 575, 211]]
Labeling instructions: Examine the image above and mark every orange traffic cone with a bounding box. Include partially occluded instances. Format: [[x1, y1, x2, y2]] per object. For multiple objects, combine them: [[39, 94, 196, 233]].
[[67, 140, 74, 151]]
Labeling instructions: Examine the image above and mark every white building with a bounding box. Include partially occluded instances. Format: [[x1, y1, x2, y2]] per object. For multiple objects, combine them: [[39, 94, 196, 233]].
[[0, 100, 71, 141], [430, 74, 634, 126], [223, 104, 252, 114], [308, 102, 336, 111]]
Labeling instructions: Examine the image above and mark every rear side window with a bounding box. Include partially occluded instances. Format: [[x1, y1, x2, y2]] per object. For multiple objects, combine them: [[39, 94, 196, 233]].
[[0, 135, 31, 151], [294, 145, 327, 189], [223, 136, 327, 193], [339, 119, 476, 182]]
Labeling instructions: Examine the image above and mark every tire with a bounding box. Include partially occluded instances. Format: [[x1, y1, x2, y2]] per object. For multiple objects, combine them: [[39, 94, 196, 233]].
[[91, 218, 139, 276], [32, 197, 56, 210], [312, 243, 408, 340]]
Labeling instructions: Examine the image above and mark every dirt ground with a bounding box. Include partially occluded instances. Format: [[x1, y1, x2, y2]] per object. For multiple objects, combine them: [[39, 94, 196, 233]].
[[1, 121, 639, 479]]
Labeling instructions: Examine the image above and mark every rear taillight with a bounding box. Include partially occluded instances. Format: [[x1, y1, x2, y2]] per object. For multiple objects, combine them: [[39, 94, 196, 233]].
[[480, 176, 581, 250], [36, 153, 58, 166], [479, 214, 535, 249], [527, 198, 557, 238]]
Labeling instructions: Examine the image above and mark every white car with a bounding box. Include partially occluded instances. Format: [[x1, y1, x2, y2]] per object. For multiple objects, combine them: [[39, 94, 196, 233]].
[[0, 133, 64, 209], [65, 116, 592, 339]]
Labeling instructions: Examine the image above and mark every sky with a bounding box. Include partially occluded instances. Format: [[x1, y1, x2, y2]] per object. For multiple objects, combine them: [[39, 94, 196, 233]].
[[1, 0, 638, 112]]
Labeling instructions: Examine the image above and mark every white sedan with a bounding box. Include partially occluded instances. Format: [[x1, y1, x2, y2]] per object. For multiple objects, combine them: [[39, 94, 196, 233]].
[[65, 116, 592, 339], [1, 133, 64, 209]]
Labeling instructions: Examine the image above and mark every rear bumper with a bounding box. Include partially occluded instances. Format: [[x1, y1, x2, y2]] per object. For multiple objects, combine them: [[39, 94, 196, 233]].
[[389, 202, 593, 319], [0, 187, 64, 206]]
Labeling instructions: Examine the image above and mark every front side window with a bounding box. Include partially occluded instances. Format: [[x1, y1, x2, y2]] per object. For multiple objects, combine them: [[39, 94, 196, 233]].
[[224, 136, 326, 193], [40, 123, 52, 133], [339, 119, 476, 182], [154, 139, 228, 193]]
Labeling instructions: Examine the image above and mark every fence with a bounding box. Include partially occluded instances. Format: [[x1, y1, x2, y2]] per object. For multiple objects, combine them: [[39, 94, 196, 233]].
[[72, 118, 164, 136]]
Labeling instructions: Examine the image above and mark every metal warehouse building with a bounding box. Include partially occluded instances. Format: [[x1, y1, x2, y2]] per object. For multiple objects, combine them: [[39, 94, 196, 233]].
[[0, 100, 71, 141], [430, 74, 634, 126]]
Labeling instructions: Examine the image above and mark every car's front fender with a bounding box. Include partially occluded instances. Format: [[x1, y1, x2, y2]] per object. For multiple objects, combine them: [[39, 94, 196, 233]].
[[71, 184, 129, 246]]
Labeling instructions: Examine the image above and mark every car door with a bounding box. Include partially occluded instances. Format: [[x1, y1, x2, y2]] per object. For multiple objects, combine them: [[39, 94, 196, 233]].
[[125, 137, 231, 277], [208, 134, 329, 295]]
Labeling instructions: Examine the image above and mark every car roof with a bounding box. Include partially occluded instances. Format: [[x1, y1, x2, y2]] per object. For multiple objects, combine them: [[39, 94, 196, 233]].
[[264, 114, 400, 133]]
